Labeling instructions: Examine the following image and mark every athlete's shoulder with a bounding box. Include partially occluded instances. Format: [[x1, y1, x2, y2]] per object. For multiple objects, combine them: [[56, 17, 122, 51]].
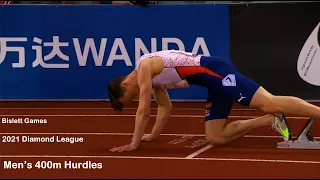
[[136, 52, 163, 70]]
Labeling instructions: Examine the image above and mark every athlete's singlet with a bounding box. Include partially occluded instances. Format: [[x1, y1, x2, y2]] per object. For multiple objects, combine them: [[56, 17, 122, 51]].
[[135, 50, 261, 120], [135, 50, 202, 89]]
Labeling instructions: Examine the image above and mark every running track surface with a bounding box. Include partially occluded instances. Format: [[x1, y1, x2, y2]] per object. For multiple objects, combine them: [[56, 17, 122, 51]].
[[0, 101, 320, 178]]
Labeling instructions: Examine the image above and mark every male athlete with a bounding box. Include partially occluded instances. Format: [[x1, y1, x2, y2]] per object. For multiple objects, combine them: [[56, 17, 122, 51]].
[[107, 50, 320, 152]]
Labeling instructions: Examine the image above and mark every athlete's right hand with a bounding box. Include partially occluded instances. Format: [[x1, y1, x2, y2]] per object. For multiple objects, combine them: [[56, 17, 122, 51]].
[[141, 134, 158, 142]]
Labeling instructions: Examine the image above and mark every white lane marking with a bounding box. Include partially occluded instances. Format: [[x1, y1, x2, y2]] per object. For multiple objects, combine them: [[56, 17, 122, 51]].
[[0, 108, 256, 111], [0, 114, 309, 119], [1, 155, 320, 164], [185, 144, 214, 159], [0, 133, 318, 140], [0, 133, 278, 138]]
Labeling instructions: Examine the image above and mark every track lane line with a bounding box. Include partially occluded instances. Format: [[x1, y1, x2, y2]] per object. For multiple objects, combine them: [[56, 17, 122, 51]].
[[1, 155, 320, 164], [0, 108, 257, 111], [0, 133, 318, 139], [185, 144, 214, 159], [0, 114, 310, 119]]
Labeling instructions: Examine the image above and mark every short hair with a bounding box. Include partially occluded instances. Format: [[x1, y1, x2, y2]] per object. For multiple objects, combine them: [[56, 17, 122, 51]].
[[108, 76, 126, 111]]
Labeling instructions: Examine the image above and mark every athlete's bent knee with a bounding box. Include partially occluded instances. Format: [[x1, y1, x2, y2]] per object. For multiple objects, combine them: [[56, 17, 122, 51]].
[[206, 136, 228, 146]]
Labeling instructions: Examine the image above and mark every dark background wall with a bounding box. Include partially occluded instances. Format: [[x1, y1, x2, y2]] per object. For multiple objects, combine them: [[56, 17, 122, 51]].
[[229, 2, 320, 100]]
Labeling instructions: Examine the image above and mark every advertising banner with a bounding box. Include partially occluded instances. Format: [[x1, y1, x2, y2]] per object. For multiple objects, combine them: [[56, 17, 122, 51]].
[[0, 4, 229, 100]]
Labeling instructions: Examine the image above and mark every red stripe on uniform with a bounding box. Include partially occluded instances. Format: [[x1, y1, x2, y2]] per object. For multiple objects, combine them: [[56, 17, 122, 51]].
[[176, 66, 223, 79]]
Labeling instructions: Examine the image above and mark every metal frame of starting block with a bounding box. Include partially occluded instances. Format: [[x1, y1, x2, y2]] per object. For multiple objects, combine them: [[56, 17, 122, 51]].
[[277, 117, 320, 149]]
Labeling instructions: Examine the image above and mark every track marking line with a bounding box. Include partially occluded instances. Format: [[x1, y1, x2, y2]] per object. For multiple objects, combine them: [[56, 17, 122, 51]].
[[0, 133, 314, 139], [1, 155, 320, 164], [0, 114, 309, 119], [0, 133, 318, 140], [0, 108, 256, 111], [185, 144, 214, 159]]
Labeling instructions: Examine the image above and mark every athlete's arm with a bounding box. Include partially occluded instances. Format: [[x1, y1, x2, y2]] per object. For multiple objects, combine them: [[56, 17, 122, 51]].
[[130, 57, 164, 147], [109, 57, 164, 152], [144, 87, 172, 141]]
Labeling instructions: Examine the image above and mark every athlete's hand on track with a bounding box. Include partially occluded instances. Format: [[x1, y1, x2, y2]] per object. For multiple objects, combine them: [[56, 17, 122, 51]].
[[141, 134, 157, 142], [109, 143, 138, 152]]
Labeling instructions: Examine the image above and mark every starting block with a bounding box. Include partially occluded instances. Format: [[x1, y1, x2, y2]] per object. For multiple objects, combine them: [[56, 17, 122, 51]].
[[277, 117, 320, 149]]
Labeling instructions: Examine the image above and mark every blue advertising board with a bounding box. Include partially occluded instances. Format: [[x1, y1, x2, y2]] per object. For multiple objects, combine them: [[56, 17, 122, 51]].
[[0, 4, 229, 100]]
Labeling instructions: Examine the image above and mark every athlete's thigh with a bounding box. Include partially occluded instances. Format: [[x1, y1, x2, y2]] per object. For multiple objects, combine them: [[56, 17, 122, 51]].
[[205, 92, 233, 121], [204, 92, 233, 138], [206, 57, 260, 106], [199, 56, 260, 106], [221, 72, 261, 107]]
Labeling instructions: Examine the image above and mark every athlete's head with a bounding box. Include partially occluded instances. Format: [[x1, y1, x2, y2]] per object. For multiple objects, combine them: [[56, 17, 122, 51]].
[[108, 75, 140, 111]]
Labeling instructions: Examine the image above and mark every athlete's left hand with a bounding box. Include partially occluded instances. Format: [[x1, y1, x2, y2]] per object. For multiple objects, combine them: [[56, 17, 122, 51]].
[[109, 143, 139, 152]]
